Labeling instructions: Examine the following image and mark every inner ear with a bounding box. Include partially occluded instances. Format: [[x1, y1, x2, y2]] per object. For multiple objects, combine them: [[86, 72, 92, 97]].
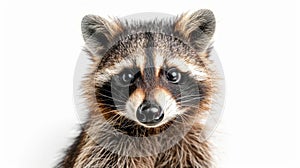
[[174, 9, 216, 52], [81, 15, 124, 56]]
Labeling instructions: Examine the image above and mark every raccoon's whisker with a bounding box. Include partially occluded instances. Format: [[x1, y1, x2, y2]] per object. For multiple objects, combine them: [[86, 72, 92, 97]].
[[171, 114, 193, 129], [177, 114, 190, 123], [176, 94, 203, 99], [177, 95, 204, 99], [98, 105, 124, 109], [93, 110, 118, 117], [98, 86, 128, 101], [181, 106, 208, 114], [177, 81, 205, 91], [98, 103, 126, 109], [95, 92, 127, 103], [176, 96, 203, 102], [178, 97, 204, 104], [177, 100, 201, 105], [95, 110, 121, 116], [110, 86, 129, 100], [176, 97, 201, 103], [97, 113, 125, 125], [97, 94, 127, 104], [185, 106, 209, 115], [179, 106, 199, 110], [173, 88, 202, 97], [178, 83, 199, 92]]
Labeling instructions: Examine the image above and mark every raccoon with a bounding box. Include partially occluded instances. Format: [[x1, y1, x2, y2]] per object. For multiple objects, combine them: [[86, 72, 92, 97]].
[[57, 9, 217, 168]]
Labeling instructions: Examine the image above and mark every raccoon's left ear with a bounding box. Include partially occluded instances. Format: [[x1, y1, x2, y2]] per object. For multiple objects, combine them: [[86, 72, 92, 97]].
[[81, 15, 123, 56], [174, 9, 215, 52]]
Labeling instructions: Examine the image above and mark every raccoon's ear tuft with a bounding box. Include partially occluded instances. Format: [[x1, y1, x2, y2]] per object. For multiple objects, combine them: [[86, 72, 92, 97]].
[[174, 9, 215, 52], [81, 15, 123, 56]]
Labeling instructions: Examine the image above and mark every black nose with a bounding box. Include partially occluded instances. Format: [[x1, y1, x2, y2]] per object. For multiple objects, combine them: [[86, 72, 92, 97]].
[[136, 101, 164, 125]]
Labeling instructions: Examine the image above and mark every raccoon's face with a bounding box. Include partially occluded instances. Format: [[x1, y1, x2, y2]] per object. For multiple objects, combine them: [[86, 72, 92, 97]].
[[82, 10, 215, 131]]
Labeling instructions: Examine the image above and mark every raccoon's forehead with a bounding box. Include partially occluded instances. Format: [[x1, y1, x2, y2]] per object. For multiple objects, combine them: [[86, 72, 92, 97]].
[[94, 33, 209, 82]]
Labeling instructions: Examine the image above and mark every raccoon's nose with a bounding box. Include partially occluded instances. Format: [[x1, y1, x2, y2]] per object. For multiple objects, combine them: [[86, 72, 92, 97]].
[[136, 101, 164, 125]]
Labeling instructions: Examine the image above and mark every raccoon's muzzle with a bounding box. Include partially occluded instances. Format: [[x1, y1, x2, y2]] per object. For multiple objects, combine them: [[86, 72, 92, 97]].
[[136, 100, 164, 125]]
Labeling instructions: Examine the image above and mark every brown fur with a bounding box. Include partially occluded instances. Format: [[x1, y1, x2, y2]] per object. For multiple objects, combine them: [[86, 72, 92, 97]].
[[57, 9, 217, 168]]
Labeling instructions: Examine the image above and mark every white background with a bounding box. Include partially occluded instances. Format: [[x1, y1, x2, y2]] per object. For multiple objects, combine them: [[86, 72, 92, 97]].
[[0, 0, 299, 168]]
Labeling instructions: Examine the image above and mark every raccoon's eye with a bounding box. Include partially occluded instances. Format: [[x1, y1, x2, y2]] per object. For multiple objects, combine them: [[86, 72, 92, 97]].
[[166, 68, 182, 84], [120, 71, 134, 84], [114, 69, 139, 86]]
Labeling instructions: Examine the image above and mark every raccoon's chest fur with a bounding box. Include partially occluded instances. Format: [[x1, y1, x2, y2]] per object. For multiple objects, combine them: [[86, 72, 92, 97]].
[[61, 123, 211, 168]]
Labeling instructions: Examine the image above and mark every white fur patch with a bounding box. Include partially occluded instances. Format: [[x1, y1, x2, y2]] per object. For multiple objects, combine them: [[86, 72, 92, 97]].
[[153, 88, 179, 127], [95, 54, 145, 85], [187, 64, 208, 81], [166, 57, 208, 81], [135, 53, 146, 75], [154, 54, 164, 76], [125, 88, 145, 122]]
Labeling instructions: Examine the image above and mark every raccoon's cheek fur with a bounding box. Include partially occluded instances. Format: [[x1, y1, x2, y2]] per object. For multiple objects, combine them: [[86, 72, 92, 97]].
[[125, 88, 146, 120], [151, 87, 178, 126]]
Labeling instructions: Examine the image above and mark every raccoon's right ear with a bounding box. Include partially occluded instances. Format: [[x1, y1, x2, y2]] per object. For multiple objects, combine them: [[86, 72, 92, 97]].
[[174, 9, 216, 52], [81, 15, 123, 56]]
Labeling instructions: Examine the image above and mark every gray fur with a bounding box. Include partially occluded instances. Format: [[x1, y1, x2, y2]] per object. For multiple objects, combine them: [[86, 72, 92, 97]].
[[57, 9, 217, 168]]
